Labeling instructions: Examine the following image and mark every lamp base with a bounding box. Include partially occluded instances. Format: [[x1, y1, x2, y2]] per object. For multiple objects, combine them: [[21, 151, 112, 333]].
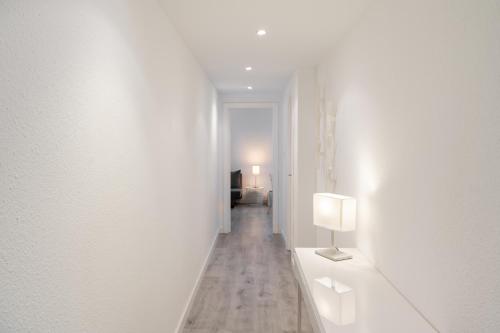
[[315, 247, 352, 262]]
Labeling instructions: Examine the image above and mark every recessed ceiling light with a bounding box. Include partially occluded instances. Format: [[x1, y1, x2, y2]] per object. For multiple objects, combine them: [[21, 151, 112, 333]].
[[256, 29, 267, 36], [247, 86, 253, 90], [245, 66, 253, 71]]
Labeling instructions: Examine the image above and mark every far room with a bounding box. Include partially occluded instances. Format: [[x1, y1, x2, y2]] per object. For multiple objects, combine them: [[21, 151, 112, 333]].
[[229, 106, 275, 234]]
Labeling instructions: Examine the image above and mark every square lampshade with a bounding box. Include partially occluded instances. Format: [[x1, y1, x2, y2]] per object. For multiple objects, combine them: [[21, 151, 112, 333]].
[[313, 277, 356, 326], [313, 193, 356, 232], [252, 165, 260, 175]]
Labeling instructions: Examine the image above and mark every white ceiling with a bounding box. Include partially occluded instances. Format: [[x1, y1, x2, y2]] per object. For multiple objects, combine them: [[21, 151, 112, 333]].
[[160, 0, 371, 94]]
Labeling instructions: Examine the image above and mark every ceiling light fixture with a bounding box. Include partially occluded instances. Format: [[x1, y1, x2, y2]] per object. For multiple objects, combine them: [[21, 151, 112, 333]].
[[256, 29, 267, 36], [247, 86, 253, 90], [245, 66, 253, 71]]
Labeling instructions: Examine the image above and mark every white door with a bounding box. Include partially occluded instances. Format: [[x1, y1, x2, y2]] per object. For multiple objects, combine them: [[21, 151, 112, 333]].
[[287, 95, 296, 250]]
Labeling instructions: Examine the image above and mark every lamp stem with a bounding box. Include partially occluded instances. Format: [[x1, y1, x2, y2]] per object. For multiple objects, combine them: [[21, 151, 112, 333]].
[[331, 230, 336, 249]]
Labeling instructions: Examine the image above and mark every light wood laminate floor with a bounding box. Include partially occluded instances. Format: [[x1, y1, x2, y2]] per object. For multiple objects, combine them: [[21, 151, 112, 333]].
[[183, 205, 313, 333]]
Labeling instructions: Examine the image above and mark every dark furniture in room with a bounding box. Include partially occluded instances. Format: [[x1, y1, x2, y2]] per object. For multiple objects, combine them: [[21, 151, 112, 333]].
[[231, 170, 242, 208]]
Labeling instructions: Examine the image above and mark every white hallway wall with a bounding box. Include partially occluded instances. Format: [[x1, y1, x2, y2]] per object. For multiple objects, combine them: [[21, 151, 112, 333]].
[[317, 0, 500, 331], [230, 108, 273, 198], [0, 1, 220, 332]]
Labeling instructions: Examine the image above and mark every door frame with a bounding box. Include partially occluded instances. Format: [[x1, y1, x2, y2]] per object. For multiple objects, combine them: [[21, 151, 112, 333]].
[[222, 102, 279, 234]]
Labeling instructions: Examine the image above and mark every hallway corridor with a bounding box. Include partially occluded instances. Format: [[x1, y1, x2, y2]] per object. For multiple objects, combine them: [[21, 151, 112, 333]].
[[2, 1, 499, 331], [183, 206, 312, 332]]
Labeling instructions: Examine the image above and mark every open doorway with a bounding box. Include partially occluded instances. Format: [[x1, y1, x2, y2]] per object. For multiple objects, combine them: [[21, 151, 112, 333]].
[[222, 103, 279, 234]]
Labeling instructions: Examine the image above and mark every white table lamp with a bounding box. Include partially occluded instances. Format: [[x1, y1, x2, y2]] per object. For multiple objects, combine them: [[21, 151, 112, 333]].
[[313, 193, 356, 261], [251, 165, 260, 188]]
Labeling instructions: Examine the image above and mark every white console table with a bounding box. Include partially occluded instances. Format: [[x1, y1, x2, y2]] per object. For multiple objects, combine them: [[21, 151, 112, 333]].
[[292, 248, 436, 333]]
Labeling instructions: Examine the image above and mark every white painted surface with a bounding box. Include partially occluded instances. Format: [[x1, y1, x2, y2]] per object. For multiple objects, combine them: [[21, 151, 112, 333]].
[[0, 1, 220, 332], [160, 0, 371, 93], [280, 70, 319, 248], [222, 104, 232, 234], [293, 248, 435, 333], [279, 78, 292, 248], [316, 0, 500, 331], [278, 77, 297, 249], [230, 108, 273, 199], [219, 92, 282, 104]]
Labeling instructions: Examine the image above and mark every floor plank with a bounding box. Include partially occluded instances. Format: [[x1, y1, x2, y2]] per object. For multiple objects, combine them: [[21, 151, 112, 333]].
[[183, 205, 313, 333]]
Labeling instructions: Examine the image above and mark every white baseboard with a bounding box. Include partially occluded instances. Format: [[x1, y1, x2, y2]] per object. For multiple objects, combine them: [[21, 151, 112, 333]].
[[281, 229, 289, 250], [174, 231, 220, 333]]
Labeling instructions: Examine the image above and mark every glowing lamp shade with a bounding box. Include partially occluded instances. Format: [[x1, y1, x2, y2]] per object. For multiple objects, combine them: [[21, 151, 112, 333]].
[[313, 193, 356, 232], [252, 165, 261, 175], [313, 277, 356, 326]]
